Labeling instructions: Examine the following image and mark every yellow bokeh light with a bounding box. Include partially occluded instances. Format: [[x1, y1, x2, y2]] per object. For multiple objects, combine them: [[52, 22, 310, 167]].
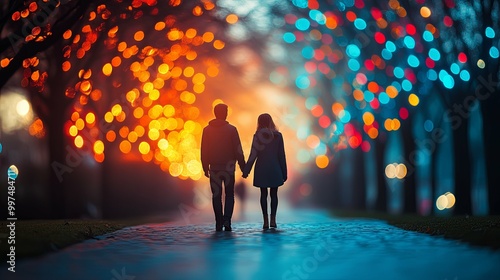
[[111, 104, 122, 116], [16, 99, 30, 116], [386, 85, 398, 98], [128, 131, 138, 143], [134, 31, 145, 41], [85, 112, 95, 124], [102, 63, 112, 76], [408, 93, 419, 106], [155, 21, 166, 31], [185, 28, 197, 39], [202, 32, 214, 43], [158, 63, 169, 74], [148, 128, 160, 140], [213, 40, 225, 50], [183, 67, 195, 77], [420, 6, 431, 18], [169, 162, 183, 177], [104, 112, 113, 123], [315, 155, 329, 169], [385, 163, 396, 179], [75, 118, 85, 130], [436, 195, 448, 210], [69, 125, 78, 136], [362, 112, 374, 125], [445, 192, 456, 208], [477, 59, 485, 69], [119, 140, 131, 153], [158, 138, 169, 150], [139, 141, 150, 155], [74, 135, 83, 148], [226, 14, 238, 24], [396, 163, 407, 179], [163, 105, 175, 117], [94, 140, 104, 154]]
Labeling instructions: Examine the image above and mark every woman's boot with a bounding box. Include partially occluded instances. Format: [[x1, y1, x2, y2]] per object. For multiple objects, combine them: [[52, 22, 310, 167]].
[[263, 215, 269, 229], [270, 215, 277, 228]]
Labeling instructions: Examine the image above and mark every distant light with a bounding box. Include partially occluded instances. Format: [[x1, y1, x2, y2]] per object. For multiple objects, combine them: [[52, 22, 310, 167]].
[[490, 46, 499, 58], [295, 18, 310, 31], [420, 6, 431, 18], [297, 149, 311, 163], [429, 48, 441, 61], [378, 92, 390, 104], [8, 165, 18, 179], [404, 36, 415, 49], [338, 110, 351, 123], [381, 49, 392, 60], [385, 41, 396, 52], [16, 99, 30, 116], [424, 120, 434, 132], [485, 27, 495, 38], [295, 75, 310, 89], [427, 69, 437, 81], [436, 195, 448, 210], [445, 192, 456, 208], [458, 52, 467, 63], [407, 55, 419, 67], [409, 93, 419, 106], [348, 59, 360, 71], [477, 59, 486, 69], [460, 70, 470, 81], [283, 32, 296, 43], [450, 63, 460, 74], [393, 67, 404, 79], [346, 44, 360, 58], [315, 155, 329, 169], [354, 18, 366, 30], [423, 30, 433, 42]]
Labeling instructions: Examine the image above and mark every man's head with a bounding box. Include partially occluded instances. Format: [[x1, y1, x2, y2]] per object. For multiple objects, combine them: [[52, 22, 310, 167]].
[[214, 103, 228, 120]]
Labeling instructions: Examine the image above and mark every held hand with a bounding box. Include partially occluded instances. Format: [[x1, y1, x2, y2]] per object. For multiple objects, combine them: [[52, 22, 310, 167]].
[[204, 170, 210, 178]]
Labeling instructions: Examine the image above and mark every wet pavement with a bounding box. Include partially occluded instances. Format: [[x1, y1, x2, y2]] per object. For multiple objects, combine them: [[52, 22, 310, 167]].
[[2, 209, 500, 280]]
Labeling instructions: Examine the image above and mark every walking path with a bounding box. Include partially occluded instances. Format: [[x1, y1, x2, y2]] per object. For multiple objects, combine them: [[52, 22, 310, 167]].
[[3, 207, 500, 280]]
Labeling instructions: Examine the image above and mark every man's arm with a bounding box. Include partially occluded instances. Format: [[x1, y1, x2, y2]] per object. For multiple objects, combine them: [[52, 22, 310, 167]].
[[200, 127, 210, 177], [233, 127, 246, 172]]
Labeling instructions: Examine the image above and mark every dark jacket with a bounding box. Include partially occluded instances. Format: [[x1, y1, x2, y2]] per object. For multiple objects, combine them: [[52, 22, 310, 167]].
[[244, 129, 287, 188], [201, 119, 245, 173]]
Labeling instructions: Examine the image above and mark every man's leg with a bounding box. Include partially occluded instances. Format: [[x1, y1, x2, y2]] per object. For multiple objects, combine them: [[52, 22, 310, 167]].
[[223, 172, 235, 228], [209, 170, 223, 231]]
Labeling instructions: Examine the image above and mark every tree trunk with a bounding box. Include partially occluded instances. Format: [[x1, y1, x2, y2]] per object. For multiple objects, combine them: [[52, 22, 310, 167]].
[[480, 96, 500, 215], [374, 137, 387, 212], [452, 119, 472, 215], [401, 117, 417, 214]]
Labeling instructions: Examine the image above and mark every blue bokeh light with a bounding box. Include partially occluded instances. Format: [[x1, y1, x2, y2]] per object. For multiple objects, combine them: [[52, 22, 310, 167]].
[[404, 36, 415, 49], [283, 32, 296, 43], [296, 18, 311, 31], [408, 55, 420, 67]]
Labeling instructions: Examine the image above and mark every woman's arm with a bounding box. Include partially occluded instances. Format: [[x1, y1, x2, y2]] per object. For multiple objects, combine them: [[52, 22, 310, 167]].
[[278, 133, 287, 182], [243, 134, 258, 177]]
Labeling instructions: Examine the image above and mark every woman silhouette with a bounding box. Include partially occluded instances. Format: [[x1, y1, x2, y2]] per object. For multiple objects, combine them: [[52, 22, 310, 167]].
[[243, 114, 287, 229]]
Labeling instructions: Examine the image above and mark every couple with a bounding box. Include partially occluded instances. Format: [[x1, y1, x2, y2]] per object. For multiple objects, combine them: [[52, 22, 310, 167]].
[[201, 103, 287, 232]]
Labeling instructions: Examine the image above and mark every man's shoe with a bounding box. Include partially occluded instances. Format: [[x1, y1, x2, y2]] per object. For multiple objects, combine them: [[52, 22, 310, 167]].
[[216, 225, 223, 232], [223, 221, 232, 231]]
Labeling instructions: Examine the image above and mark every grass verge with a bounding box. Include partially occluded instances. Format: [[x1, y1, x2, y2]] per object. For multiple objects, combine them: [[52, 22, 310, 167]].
[[0, 218, 155, 261], [332, 211, 500, 250]]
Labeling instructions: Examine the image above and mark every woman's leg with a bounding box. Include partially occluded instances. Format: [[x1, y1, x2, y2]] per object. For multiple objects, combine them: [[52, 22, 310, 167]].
[[270, 188, 278, 228], [270, 188, 278, 216], [260, 188, 269, 229], [260, 188, 268, 215]]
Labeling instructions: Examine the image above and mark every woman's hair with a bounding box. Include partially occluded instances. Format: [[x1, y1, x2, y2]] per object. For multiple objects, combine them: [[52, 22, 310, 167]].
[[257, 113, 278, 132]]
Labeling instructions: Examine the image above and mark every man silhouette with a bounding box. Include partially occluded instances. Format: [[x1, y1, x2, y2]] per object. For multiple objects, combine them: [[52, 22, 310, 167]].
[[201, 103, 245, 231]]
